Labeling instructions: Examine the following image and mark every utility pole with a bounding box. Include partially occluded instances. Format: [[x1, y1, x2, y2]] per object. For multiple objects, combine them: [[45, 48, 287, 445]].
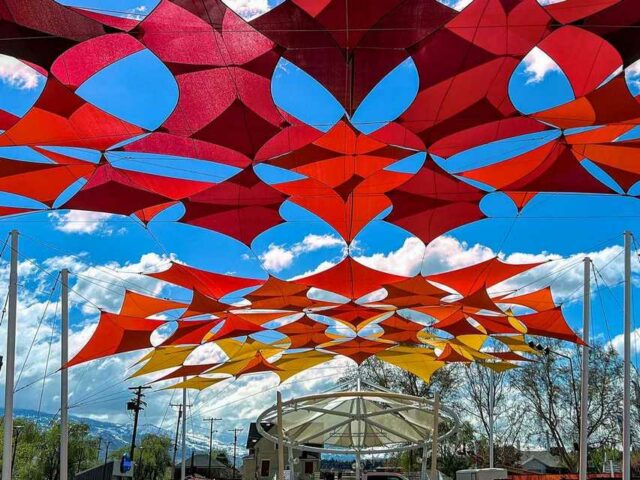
[[204, 417, 222, 479], [182, 381, 188, 480], [102, 440, 111, 480], [229, 427, 243, 480], [579, 257, 591, 480], [430, 393, 440, 480], [61, 268, 69, 480], [277, 391, 285, 480], [2, 230, 18, 480], [127, 385, 151, 460], [171, 403, 183, 480], [97, 437, 102, 462], [623, 232, 631, 480], [488, 370, 494, 469]]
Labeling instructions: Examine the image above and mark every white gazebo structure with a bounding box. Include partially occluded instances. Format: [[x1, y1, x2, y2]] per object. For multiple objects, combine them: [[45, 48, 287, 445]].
[[256, 381, 458, 480]]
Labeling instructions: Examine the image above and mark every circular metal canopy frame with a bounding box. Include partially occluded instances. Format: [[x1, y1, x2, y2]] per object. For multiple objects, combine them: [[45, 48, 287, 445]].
[[256, 391, 459, 455]]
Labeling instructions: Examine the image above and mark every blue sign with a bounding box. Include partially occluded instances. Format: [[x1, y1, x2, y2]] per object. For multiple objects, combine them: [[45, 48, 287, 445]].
[[120, 454, 133, 473]]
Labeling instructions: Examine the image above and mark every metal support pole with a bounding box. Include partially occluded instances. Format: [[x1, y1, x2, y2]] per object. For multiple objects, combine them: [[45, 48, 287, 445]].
[[61, 269, 69, 480], [623, 232, 631, 480], [355, 452, 361, 480], [277, 391, 285, 480], [171, 404, 182, 480], [181, 379, 187, 480], [488, 370, 494, 469], [288, 443, 295, 480], [2, 230, 18, 480], [579, 258, 590, 480], [420, 444, 429, 480], [430, 393, 440, 480]]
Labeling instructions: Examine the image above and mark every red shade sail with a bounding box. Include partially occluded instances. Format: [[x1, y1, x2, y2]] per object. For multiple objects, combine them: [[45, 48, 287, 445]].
[[162, 318, 222, 346], [426, 257, 545, 296], [66, 312, 164, 367], [148, 261, 264, 299], [119, 290, 187, 318], [295, 257, 408, 300]]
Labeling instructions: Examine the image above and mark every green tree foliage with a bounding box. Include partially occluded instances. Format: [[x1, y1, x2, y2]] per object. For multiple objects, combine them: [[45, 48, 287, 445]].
[[111, 434, 172, 480], [0, 418, 100, 480]]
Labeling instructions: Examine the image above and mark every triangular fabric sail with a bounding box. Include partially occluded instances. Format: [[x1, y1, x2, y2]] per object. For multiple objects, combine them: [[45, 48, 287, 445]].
[[164, 376, 227, 391], [162, 318, 222, 346], [67, 312, 165, 367], [294, 257, 408, 300], [273, 351, 336, 383], [129, 346, 196, 378], [516, 307, 586, 345], [119, 290, 187, 318], [426, 257, 545, 296], [148, 261, 264, 299], [376, 347, 443, 383]]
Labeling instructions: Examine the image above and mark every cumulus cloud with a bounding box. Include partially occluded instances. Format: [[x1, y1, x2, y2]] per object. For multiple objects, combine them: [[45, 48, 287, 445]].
[[607, 328, 640, 358], [48, 210, 121, 236], [259, 244, 294, 272], [522, 47, 561, 84], [352, 235, 638, 304], [626, 59, 640, 95], [258, 234, 346, 273], [222, 0, 271, 19], [0, 54, 43, 90]]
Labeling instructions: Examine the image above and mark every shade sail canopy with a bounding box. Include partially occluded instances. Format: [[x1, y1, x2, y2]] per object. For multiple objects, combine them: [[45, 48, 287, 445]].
[[256, 391, 457, 454], [14, 0, 622, 389], [65, 255, 582, 390]]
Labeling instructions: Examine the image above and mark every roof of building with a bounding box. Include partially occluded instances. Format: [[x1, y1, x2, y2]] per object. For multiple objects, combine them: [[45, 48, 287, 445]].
[[246, 422, 275, 449], [176, 453, 233, 469], [520, 451, 565, 469]]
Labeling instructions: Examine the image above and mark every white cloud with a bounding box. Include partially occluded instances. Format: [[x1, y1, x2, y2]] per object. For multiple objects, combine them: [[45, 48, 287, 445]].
[[626, 59, 640, 95], [436, 0, 472, 10], [522, 47, 561, 84], [258, 234, 346, 273], [48, 210, 119, 236], [354, 237, 426, 276], [607, 328, 640, 358], [352, 235, 638, 305], [0, 54, 42, 90], [222, 0, 271, 19], [124, 5, 148, 20], [259, 244, 294, 272], [291, 233, 345, 254]]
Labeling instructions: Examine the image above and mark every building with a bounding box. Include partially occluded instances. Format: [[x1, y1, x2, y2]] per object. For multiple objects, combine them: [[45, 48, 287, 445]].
[[519, 451, 570, 474], [174, 453, 238, 480], [242, 423, 320, 480]]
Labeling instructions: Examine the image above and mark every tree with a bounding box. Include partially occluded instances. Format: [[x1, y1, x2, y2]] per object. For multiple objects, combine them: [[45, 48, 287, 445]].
[[0, 418, 100, 480], [512, 340, 623, 472], [112, 434, 172, 480]]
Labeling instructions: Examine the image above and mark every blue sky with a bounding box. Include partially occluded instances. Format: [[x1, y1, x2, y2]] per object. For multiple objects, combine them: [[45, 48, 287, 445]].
[[1, 0, 640, 452]]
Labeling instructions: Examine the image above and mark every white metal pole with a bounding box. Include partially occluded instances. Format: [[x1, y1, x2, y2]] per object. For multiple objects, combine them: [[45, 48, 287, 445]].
[[60, 269, 69, 480], [623, 232, 631, 480], [579, 258, 590, 480], [277, 391, 285, 480], [288, 443, 295, 480], [488, 370, 494, 469], [181, 379, 187, 480], [430, 393, 440, 480], [420, 449, 428, 480], [2, 230, 18, 480]]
